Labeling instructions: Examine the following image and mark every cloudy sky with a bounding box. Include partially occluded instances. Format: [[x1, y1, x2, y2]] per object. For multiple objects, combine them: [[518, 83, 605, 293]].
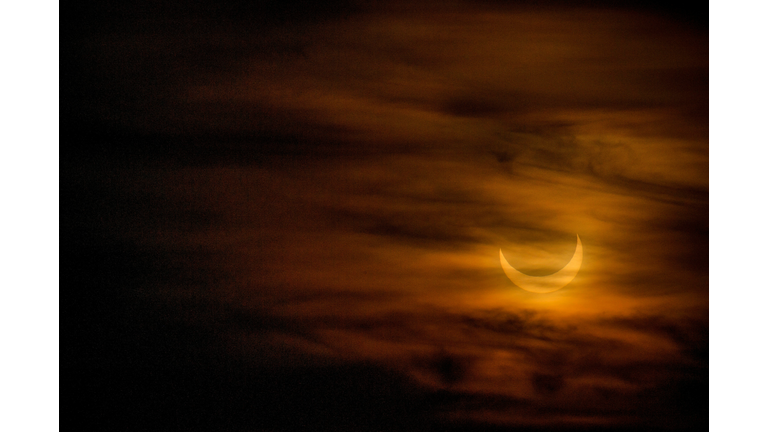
[[64, 1, 708, 430]]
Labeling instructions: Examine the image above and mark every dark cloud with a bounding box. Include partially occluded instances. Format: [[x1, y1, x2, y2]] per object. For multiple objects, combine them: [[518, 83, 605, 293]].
[[415, 350, 476, 386], [601, 314, 708, 363], [531, 372, 566, 394], [441, 92, 531, 118]]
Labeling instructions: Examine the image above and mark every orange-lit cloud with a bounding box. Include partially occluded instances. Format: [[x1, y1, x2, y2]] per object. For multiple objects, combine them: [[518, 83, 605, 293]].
[[67, 1, 707, 430]]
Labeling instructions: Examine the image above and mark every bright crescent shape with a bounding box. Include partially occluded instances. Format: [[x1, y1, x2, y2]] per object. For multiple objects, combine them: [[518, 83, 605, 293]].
[[500, 235, 582, 293]]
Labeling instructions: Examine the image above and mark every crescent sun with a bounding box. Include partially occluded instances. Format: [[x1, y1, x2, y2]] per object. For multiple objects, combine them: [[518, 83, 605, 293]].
[[500, 235, 583, 294]]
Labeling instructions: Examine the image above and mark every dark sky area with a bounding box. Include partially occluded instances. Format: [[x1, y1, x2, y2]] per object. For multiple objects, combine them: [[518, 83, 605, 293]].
[[62, 1, 708, 431]]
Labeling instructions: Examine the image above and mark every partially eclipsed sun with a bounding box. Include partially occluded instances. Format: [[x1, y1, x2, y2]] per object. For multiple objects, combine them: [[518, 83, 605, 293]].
[[500, 235, 583, 293]]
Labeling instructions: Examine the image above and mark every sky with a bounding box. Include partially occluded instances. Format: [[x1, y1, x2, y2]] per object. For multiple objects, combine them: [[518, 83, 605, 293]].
[[63, 1, 708, 431]]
